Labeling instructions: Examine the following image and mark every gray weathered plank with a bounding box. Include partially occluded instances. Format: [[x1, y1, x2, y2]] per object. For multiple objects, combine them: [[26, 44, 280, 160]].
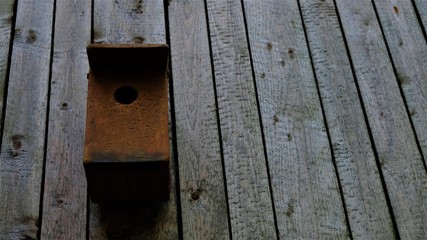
[[205, 0, 277, 238], [39, 0, 91, 239], [89, 0, 178, 239], [412, 0, 427, 32], [373, 0, 427, 166], [168, 0, 230, 239], [0, 0, 54, 239], [0, 0, 15, 129], [299, 0, 396, 239], [243, 0, 349, 239], [336, 1, 427, 239], [93, 0, 165, 44]]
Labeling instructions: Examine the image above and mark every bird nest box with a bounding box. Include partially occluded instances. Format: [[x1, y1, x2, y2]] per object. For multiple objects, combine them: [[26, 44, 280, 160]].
[[83, 44, 170, 203]]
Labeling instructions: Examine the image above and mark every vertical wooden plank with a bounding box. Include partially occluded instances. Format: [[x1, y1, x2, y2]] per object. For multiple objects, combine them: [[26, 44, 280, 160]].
[[89, 0, 178, 239], [93, 0, 165, 44], [168, 0, 230, 239], [39, 0, 91, 239], [0, 0, 54, 239], [336, 1, 427, 239], [205, 0, 277, 238], [373, 0, 427, 164], [243, 0, 349, 239], [0, 0, 15, 124], [299, 0, 396, 239]]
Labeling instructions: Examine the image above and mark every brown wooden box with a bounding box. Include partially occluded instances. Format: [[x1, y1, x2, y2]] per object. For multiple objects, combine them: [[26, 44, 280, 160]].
[[83, 44, 170, 203]]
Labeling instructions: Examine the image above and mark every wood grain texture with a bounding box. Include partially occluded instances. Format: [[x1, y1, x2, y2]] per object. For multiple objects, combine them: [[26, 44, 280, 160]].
[[243, 0, 349, 239], [39, 0, 91, 238], [0, 0, 54, 239], [168, 0, 230, 239], [205, 0, 277, 238], [89, 128, 178, 239], [90, 0, 178, 239], [0, 0, 15, 129], [299, 0, 395, 239], [373, 0, 427, 165], [336, 1, 427, 239], [94, 0, 165, 44], [412, 0, 427, 32]]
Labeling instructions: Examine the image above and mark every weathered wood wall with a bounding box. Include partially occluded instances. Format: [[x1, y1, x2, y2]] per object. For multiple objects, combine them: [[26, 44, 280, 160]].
[[0, 0, 426, 239], [0, 0, 54, 239]]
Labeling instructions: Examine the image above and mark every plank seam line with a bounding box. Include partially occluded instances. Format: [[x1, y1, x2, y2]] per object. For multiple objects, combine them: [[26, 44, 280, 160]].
[[0, 0, 19, 150], [203, 0, 233, 239], [371, 0, 427, 172], [164, 2, 184, 239], [38, 0, 58, 238], [240, 1, 279, 238], [296, 0, 353, 239], [332, 0, 401, 238], [410, 0, 427, 46]]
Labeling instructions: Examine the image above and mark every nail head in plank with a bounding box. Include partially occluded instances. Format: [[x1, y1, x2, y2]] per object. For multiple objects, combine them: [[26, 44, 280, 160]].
[[40, 0, 91, 238], [336, 1, 427, 238], [168, 0, 231, 238], [205, 0, 277, 238], [373, 0, 427, 165], [0, 0, 54, 239], [299, 0, 396, 238], [94, 0, 166, 44], [243, 0, 349, 238], [89, 0, 178, 238]]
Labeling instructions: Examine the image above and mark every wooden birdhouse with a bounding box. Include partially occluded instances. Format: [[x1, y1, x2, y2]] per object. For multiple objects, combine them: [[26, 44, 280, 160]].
[[83, 44, 170, 203]]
